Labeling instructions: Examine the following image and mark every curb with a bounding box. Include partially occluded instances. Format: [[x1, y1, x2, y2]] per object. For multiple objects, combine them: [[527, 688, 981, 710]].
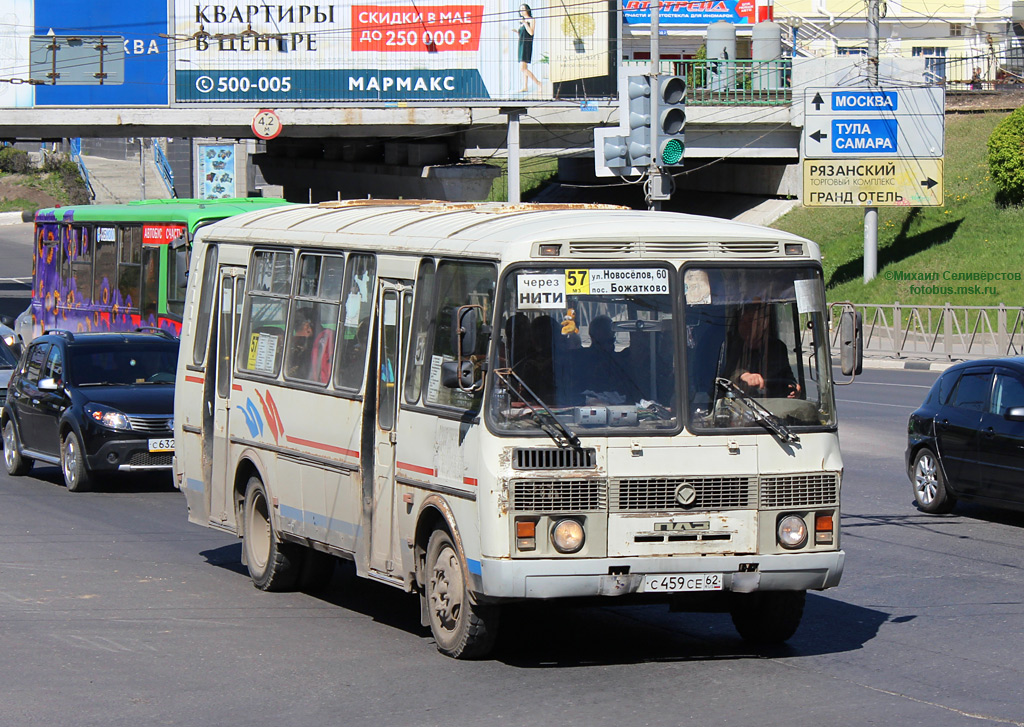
[[0, 210, 32, 225], [860, 358, 955, 372]]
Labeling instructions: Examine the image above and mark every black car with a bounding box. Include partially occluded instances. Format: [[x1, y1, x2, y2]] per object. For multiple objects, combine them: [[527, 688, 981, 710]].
[[2, 330, 178, 492], [906, 357, 1024, 514]]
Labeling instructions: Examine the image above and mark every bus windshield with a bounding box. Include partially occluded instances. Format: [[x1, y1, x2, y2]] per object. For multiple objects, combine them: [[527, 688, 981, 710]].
[[488, 264, 679, 434], [683, 265, 835, 432]]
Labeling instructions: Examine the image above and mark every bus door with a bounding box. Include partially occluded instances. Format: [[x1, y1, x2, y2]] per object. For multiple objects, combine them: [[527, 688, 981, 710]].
[[206, 266, 246, 525], [367, 279, 413, 575]]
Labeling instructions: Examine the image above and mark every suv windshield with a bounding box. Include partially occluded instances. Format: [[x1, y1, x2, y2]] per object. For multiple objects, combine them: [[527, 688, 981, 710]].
[[69, 343, 179, 386], [0, 341, 17, 369], [488, 265, 678, 435], [683, 265, 835, 431]]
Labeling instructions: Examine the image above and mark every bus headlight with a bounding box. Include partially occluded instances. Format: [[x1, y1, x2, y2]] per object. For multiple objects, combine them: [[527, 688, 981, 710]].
[[777, 515, 808, 549], [551, 519, 585, 554]]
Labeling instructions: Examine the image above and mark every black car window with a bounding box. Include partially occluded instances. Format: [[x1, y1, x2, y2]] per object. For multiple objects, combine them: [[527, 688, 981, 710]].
[[950, 371, 991, 412], [990, 373, 1024, 415], [24, 343, 50, 383], [934, 370, 959, 406], [44, 346, 63, 385]]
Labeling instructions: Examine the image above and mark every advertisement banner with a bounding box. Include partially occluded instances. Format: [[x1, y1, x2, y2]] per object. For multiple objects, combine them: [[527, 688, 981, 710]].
[[173, 0, 612, 102], [32, 0, 168, 105], [622, 0, 758, 25], [198, 144, 237, 199], [0, 0, 34, 108]]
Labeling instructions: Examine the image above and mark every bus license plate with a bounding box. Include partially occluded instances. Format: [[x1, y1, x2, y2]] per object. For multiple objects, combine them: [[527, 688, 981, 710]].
[[149, 438, 174, 452], [643, 573, 723, 592]]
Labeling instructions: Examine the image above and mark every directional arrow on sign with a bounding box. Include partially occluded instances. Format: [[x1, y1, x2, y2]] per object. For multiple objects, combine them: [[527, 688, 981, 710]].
[[810, 130, 828, 143], [812, 92, 824, 111], [920, 177, 938, 189]]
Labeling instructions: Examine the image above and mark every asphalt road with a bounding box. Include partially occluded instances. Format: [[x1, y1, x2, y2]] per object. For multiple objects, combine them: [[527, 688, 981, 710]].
[[1, 215, 1022, 723], [3, 365, 1024, 727]]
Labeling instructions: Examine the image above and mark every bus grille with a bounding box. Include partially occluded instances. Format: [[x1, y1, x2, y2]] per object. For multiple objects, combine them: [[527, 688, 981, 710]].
[[511, 479, 606, 512], [760, 473, 839, 508], [611, 476, 757, 512], [719, 241, 780, 255], [126, 415, 174, 433], [513, 447, 596, 470]]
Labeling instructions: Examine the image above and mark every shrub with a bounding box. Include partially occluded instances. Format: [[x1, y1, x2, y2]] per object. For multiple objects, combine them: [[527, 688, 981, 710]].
[[0, 146, 32, 174], [987, 107, 1024, 205]]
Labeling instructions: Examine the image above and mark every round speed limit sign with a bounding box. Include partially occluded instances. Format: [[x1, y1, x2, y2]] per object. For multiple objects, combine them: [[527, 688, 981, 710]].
[[251, 109, 282, 140]]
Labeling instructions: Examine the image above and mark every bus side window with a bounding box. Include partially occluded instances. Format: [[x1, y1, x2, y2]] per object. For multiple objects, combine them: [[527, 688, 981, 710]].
[[93, 227, 117, 311], [118, 226, 143, 311], [236, 249, 292, 378], [423, 261, 496, 410], [404, 259, 435, 404], [192, 245, 219, 366], [70, 226, 93, 304], [334, 253, 376, 392], [284, 252, 343, 385]]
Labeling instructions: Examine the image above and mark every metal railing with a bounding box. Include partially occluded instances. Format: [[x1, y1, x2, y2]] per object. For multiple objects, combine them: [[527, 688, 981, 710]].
[[621, 59, 793, 105], [68, 137, 95, 200], [829, 302, 1024, 361], [153, 140, 176, 198]]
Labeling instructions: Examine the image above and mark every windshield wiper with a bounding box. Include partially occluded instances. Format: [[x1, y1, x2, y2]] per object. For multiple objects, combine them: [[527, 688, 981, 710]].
[[493, 367, 582, 450], [715, 377, 800, 445]]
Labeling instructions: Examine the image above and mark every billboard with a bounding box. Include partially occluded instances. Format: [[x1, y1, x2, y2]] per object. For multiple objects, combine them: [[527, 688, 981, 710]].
[[173, 0, 614, 102], [31, 0, 169, 105], [0, 0, 34, 108], [622, 0, 761, 25]]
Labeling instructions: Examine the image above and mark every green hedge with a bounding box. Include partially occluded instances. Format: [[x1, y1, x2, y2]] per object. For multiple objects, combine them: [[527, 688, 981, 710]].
[[987, 106, 1024, 205]]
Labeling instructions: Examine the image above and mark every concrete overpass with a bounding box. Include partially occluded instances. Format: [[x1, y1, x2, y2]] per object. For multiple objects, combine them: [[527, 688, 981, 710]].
[[0, 58, 926, 202]]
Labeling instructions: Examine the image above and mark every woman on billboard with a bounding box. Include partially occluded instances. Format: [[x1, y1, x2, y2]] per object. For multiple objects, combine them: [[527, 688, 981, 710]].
[[517, 4, 541, 93]]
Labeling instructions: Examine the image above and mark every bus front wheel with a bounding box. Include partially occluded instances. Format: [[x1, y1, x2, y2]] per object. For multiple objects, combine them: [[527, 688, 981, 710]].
[[242, 476, 301, 591], [730, 590, 805, 645], [425, 529, 499, 659]]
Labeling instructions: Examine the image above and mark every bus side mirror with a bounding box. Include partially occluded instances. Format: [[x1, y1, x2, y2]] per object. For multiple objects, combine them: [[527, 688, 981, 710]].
[[839, 307, 863, 377], [451, 305, 478, 356], [171, 236, 189, 290], [441, 360, 475, 389]]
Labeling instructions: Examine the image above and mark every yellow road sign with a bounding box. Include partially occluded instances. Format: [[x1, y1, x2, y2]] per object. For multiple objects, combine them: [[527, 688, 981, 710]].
[[802, 158, 943, 207]]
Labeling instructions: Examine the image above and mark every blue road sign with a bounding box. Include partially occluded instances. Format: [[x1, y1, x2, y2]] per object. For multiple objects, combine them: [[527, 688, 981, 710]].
[[830, 90, 898, 112], [830, 119, 898, 154]]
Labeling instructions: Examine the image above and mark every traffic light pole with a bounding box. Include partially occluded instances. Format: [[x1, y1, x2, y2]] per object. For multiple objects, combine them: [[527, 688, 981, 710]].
[[863, 0, 880, 282], [647, 0, 665, 210]]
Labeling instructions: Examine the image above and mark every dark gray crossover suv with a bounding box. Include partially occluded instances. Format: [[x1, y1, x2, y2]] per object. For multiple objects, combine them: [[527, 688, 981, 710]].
[[2, 330, 178, 492]]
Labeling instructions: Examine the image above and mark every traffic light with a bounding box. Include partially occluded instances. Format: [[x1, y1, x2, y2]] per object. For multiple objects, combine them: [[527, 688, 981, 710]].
[[655, 75, 687, 166], [593, 127, 630, 176], [624, 74, 652, 167]]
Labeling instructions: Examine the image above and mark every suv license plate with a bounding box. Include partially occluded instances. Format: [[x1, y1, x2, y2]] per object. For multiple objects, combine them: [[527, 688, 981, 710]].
[[149, 438, 174, 452], [643, 573, 723, 592]]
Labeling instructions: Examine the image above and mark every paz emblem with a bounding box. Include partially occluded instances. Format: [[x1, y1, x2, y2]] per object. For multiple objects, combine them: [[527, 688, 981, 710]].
[[674, 483, 698, 507]]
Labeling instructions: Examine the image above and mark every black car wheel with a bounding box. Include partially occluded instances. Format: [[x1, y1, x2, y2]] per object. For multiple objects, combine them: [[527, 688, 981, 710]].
[[3, 419, 33, 476], [61, 430, 92, 493], [913, 447, 956, 514]]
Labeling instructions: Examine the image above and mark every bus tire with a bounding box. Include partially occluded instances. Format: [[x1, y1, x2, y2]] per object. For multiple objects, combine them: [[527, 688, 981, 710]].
[[3, 419, 33, 476], [242, 476, 300, 592], [912, 448, 957, 514], [730, 590, 805, 645], [61, 430, 92, 492], [425, 528, 499, 659]]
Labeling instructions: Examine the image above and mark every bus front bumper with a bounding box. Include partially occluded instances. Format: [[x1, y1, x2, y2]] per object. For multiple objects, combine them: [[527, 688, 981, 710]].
[[476, 550, 844, 600]]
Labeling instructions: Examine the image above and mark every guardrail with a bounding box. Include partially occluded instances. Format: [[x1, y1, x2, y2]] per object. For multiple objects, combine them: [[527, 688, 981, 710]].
[[153, 140, 176, 198], [68, 137, 95, 201], [829, 302, 1024, 361], [621, 59, 793, 105]]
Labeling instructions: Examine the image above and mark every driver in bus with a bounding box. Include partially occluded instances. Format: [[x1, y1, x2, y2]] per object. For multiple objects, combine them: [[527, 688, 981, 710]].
[[724, 302, 800, 399], [286, 308, 315, 379]]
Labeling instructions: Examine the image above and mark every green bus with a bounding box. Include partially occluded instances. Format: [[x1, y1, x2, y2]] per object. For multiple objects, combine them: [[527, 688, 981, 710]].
[[25, 198, 289, 341]]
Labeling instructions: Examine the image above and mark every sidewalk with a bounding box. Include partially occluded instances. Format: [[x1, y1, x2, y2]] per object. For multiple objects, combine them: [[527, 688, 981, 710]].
[[0, 210, 32, 225]]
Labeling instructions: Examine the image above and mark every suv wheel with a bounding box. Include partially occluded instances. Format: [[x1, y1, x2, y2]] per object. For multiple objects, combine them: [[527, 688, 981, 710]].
[[3, 419, 33, 476], [61, 430, 92, 492]]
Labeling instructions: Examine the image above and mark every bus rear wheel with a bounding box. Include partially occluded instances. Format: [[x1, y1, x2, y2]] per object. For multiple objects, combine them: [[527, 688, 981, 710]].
[[242, 476, 300, 591], [730, 590, 806, 645], [425, 529, 498, 659]]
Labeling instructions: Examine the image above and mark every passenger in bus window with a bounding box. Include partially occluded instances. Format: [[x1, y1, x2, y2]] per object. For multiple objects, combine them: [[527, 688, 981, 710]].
[[724, 303, 800, 398], [286, 308, 314, 379], [578, 315, 632, 403]]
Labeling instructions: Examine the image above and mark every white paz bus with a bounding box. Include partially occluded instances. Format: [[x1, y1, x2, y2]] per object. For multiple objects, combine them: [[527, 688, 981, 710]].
[[174, 200, 859, 658]]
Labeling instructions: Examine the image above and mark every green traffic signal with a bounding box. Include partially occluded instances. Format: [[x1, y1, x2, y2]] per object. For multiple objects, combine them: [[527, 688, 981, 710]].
[[662, 138, 684, 165]]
